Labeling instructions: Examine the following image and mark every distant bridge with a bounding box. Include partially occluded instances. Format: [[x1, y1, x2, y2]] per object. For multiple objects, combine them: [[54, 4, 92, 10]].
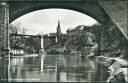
[[9, 33, 56, 54]]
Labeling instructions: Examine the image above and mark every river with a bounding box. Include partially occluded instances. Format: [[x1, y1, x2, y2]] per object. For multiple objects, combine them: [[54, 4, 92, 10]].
[[0, 54, 109, 82]]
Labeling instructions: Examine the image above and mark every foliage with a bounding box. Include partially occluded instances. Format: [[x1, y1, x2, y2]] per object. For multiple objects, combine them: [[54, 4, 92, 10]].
[[9, 23, 40, 54], [65, 23, 127, 58]]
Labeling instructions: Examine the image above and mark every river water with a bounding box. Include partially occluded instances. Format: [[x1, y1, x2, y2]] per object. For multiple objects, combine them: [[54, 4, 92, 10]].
[[0, 54, 109, 82]]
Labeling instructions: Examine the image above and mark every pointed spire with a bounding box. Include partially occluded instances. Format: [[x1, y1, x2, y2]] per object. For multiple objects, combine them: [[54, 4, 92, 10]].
[[56, 20, 62, 42], [57, 20, 61, 34], [58, 20, 60, 28]]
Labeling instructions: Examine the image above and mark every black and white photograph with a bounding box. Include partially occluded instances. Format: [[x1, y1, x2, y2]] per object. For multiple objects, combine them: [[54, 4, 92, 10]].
[[0, 0, 128, 83]]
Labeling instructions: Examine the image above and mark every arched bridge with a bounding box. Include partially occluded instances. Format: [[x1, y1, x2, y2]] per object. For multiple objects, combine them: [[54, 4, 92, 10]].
[[9, 33, 56, 51]]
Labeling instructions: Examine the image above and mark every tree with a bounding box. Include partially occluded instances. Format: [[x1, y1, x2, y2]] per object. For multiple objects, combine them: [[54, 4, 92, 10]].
[[9, 22, 28, 50], [9, 22, 27, 34], [25, 36, 40, 53]]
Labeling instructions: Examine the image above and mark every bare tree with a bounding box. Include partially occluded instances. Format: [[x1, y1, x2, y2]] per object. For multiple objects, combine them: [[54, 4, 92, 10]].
[[9, 22, 27, 34]]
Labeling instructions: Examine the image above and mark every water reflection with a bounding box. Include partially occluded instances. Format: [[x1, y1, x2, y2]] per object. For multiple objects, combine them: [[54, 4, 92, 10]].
[[40, 56, 44, 71], [6, 54, 105, 82], [0, 58, 8, 82]]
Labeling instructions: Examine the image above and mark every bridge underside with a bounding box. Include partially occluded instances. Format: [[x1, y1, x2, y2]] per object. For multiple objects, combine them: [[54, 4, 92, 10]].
[[0, 0, 128, 56], [99, 1, 128, 39]]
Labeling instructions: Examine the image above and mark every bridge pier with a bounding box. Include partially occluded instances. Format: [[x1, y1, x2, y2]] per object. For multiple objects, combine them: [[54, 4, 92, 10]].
[[0, 2, 10, 57], [39, 35, 46, 56], [41, 35, 44, 51]]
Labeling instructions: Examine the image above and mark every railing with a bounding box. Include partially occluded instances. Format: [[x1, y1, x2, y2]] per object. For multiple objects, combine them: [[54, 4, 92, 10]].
[[9, 33, 56, 39]]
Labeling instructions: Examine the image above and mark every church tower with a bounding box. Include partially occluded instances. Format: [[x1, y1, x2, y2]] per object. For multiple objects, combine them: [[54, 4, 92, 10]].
[[56, 20, 62, 42]]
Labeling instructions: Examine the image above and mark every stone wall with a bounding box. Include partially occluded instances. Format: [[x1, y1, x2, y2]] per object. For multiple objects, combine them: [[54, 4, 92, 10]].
[[0, 3, 9, 55]]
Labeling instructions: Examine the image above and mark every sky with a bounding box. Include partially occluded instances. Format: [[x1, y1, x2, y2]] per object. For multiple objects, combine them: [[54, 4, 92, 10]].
[[11, 8, 98, 35]]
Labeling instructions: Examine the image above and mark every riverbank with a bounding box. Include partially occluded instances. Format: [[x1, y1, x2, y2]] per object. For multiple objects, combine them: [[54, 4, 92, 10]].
[[3, 54, 39, 58]]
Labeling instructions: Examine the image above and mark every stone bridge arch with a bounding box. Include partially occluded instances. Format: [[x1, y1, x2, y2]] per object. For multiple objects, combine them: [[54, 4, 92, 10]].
[[9, 1, 107, 23], [0, 0, 128, 56]]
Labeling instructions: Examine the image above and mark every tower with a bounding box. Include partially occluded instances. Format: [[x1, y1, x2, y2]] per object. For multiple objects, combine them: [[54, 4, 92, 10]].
[[56, 20, 62, 42]]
